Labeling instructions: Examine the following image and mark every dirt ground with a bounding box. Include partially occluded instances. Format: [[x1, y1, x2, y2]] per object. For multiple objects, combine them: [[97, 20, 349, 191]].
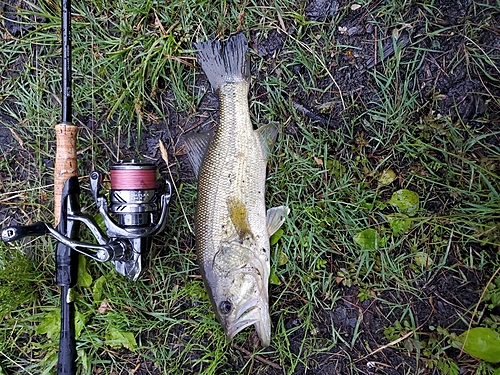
[[1, 0, 500, 373]]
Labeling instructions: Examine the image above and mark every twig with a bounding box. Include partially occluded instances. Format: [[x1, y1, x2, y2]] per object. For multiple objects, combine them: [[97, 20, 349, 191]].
[[0, 350, 34, 375], [158, 139, 194, 234], [355, 323, 425, 362], [292, 101, 330, 126], [461, 34, 500, 74], [234, 345, 283, 370]]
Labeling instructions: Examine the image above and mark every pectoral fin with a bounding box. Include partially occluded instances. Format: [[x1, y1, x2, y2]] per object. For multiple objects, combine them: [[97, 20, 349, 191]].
[[184, 131, 214, 177], [266, 206, 290, 236]]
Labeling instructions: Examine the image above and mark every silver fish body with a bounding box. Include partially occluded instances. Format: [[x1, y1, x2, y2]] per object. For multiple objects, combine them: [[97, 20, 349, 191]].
[[189, 34, 287, 347]]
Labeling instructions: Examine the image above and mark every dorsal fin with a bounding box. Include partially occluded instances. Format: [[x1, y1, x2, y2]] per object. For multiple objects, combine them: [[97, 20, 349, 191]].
[[255, 123, 279, 160], [183, 131, 214, 177]]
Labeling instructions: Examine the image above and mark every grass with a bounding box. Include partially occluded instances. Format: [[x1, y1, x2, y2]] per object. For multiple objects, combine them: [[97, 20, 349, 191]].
[[1, 0, 500, 374]]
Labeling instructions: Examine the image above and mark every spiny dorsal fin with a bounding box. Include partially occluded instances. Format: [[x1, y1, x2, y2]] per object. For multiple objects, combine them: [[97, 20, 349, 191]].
[[183, 131, 214, 177], [193, 33, 250, 91], [255, 123, 279, 160], [267, 206, 290, 236]]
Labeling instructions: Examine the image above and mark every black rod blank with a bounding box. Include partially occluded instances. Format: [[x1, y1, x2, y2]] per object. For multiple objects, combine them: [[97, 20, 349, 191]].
[[61, 0, 72, 124]]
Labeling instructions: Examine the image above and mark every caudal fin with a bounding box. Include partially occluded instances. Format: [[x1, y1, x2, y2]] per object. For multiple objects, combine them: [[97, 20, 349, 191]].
[[193, 33, 249, 91]]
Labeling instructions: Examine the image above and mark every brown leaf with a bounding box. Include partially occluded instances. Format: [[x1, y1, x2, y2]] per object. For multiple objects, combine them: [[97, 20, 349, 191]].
[[314, 156, 324, 166], [98, 301, 111, 314], [158, 139, 169, 164]]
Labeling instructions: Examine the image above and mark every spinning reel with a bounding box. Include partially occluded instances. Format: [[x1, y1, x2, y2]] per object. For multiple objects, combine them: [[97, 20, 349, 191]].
[[2, 160, 172, 281]]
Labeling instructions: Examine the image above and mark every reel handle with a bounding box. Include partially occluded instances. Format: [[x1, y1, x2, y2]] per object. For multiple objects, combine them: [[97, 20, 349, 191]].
[[1, 222, 48, 242]]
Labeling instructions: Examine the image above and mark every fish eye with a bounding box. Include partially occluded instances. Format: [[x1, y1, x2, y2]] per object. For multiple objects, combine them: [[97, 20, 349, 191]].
[[219, 300, 232, 315]]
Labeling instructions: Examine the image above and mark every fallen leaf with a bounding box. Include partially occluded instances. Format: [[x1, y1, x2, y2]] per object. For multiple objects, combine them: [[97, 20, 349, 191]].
[[159, 139, 169, 164], [378, 169, 396, 186], [354, 228, 385, 250], [98, 301, 111, 314], [414, 252, 434, 268], [458, 327, 500, 363], [105, 328, 137, 350], [388, 189, 420, 216]]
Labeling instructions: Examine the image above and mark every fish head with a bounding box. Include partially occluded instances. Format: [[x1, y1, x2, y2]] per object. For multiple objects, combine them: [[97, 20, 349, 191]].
[[207, 244, 271, 346]]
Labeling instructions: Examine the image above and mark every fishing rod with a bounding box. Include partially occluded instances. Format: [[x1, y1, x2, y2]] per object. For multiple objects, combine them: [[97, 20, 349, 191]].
[[56, 1, 78, 370], [1, 1, 172, 373]]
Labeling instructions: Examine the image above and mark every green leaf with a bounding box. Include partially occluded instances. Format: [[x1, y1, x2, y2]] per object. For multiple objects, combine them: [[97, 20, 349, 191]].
[[93, 275, 106, 303], [269, 269, 281, 285], [94, 213, 107, 232], [493, 368, 500, 375], [278, 251, 289, 266], [458, 327, 500, 363], [353, 229, 383, 250], [386, 213, 412, 236], [36, 310, 60, 340], [105, 327, 137, 350], [78, 350, 90, 373], [75, 310, 87, 338], [388, 189, 420, 216], [77, 254, 93, 288], [414, 252, 434, 268], [270, 229, 284, 246], [378, 169, 396, 186]]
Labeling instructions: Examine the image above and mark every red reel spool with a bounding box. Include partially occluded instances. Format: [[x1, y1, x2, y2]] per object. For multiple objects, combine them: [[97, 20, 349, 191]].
[[110, 162, 157, 190]]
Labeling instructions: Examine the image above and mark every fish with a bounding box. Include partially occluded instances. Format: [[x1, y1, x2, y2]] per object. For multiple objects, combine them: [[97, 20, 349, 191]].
[[186, 33, 288, 347]]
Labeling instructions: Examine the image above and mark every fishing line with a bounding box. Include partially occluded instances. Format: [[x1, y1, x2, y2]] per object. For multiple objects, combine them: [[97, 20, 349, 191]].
[[110, 165, 157, 190], [90, 0, 95, 170]]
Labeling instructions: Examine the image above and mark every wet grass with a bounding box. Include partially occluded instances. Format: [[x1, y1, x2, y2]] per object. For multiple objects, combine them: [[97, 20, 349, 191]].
[[1, 0, 500, 374]]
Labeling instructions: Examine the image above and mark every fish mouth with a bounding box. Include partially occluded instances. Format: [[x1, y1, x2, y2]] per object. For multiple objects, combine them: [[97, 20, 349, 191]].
[[225, 298, 271, 347]]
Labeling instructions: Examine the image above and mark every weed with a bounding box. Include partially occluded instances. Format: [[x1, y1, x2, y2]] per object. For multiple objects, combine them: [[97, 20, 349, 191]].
[[0, 249, 41, 318]]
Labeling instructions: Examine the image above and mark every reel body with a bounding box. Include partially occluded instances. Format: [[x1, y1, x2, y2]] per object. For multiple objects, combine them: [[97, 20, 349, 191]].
[[2, 160, 172, 281]]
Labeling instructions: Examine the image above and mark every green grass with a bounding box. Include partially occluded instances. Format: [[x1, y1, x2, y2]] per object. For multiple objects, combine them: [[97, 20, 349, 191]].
[[1, 0, 500, 374]]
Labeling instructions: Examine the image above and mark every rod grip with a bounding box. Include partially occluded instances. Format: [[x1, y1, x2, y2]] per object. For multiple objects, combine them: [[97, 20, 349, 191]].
[[54, 123, 78, 225]]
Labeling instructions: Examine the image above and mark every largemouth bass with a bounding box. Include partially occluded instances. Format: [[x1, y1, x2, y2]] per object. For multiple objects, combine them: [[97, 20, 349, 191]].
[[187, 33, 288, 347]]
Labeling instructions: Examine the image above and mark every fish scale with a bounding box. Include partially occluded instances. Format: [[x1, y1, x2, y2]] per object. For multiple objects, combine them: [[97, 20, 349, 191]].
[[189, 33, 287, 347]]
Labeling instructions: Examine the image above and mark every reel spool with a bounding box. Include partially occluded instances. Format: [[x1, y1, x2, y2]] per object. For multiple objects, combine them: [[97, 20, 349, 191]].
[[109, 161, 158, 227]]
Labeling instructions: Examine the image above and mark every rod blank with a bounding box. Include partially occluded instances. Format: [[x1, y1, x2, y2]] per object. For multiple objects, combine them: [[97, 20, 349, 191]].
[[61, 0, 72, 124]]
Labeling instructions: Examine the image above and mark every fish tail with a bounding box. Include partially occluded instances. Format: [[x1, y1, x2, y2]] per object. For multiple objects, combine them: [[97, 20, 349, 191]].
[[194, 33, 249, 91]]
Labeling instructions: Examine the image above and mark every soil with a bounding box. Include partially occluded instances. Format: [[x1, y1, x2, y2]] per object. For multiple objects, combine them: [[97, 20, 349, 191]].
[[1, 0, 500, 373]]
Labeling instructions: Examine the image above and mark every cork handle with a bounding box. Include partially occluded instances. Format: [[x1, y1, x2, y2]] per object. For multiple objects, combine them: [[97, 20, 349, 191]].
[[54, 124, 78, 225]]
